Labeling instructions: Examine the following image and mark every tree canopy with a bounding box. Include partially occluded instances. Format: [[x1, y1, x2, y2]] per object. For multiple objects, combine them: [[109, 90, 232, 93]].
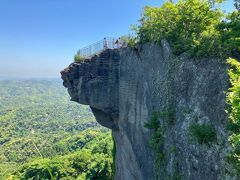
[[0, 80, 114, 180], [133, 0, 240, 59]]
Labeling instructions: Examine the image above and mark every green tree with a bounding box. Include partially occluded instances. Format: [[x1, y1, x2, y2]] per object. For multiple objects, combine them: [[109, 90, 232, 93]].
[[135, 0, 223, 57], [218, 1, 240, 59], [226, 58, 240, 175]]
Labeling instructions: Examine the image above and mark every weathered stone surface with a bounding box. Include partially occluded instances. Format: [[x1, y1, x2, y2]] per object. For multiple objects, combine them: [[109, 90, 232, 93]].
[[61, 42, 234, 180]]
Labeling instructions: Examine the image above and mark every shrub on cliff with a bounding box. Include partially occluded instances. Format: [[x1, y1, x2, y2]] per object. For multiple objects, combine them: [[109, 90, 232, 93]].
[[74, 54, 86, 63], [189, 123, 217, 144], [144, 112, 165, 167]]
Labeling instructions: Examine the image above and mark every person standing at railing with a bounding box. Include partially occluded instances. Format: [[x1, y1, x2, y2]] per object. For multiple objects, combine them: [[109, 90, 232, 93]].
[[103, 37, 108, 50], [114, 39, 118, 49], [112, 39, 115, 49], [115, 38, 122, 49]]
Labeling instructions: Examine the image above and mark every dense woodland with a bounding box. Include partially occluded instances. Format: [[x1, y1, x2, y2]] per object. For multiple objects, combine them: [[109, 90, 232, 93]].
[[0, 79, 114, 179]]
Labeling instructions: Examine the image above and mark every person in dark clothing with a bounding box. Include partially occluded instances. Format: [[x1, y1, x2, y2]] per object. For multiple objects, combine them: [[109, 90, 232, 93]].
[[103, 38, 108, 49]]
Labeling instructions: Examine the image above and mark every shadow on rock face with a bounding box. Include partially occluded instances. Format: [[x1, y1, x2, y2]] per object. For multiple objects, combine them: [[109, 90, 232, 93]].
[[61, 49, 120, 130]]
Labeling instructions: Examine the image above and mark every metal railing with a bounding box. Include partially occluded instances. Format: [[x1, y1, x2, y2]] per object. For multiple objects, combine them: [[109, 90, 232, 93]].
[[76, 37, 125, 57]]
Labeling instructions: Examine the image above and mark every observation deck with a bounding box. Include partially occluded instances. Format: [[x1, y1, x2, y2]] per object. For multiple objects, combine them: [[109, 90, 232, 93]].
[[76, 37, 126, 58]]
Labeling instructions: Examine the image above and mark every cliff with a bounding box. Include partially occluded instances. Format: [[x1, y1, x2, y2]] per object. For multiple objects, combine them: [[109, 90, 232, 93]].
[[61, 41, 234, 180]]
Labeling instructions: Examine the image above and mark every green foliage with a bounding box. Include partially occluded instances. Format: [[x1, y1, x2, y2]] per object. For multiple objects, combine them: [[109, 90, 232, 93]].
[[159, 109, 175, 125], [120, 35, 138, 48], [227, 58, 240, 131], [189, 123, 217, 144], [234, 0, 240, 11], [218, 10, 240, 59], [227, 134, 240, 175], [135, 0, 223, 57], [144, 109, 175, 168], [13, 149, 113, 180], [134, 0, 240, 59], [0, 80, 98, 164], [74, 54, 86, 63], [7, 130, 113, 180], [144, 112, 161, 130], [111, 136, 116, 177], [226, 58, 240, 175], [0, 80, 113, 179], [144, 112, 165, 167]]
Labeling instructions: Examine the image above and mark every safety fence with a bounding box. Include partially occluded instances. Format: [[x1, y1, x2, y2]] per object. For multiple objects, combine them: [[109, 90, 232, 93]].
[[76, 37, 125, 57]]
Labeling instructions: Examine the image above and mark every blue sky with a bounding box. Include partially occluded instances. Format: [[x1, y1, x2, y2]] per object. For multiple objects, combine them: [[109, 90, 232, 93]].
[[0, 0, 235, 78]]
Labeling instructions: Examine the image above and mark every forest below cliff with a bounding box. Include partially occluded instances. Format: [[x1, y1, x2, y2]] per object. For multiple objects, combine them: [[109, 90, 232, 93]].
[[0, 79, 114, 179]]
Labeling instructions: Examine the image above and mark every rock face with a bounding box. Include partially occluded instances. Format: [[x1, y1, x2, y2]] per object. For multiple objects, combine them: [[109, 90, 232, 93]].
[[61, 42, 233, 180]]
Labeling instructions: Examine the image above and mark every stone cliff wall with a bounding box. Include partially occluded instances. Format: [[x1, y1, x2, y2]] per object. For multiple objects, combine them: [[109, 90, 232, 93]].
[[61, 42, 234, 180]]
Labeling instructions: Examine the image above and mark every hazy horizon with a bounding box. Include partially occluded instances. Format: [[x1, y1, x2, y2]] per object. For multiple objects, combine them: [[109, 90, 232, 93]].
[[0, 76, 61, 80]]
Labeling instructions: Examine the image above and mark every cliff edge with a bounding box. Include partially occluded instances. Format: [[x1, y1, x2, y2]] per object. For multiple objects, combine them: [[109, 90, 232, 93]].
[[61, 41, 233, 180]]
